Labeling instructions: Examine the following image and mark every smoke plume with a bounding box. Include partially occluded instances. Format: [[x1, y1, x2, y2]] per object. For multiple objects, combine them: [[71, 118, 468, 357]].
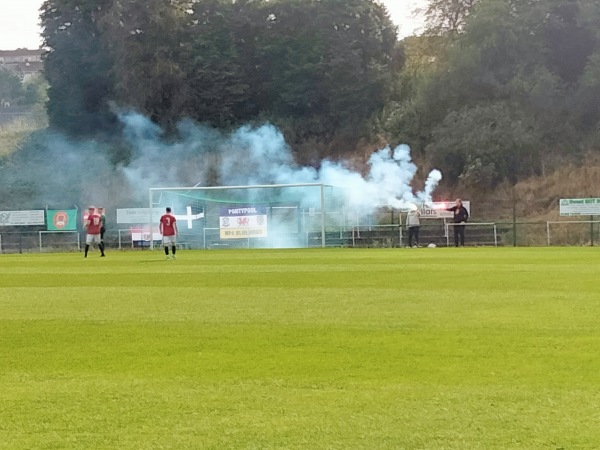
[[118, 111, 442, 211], [1, 110, 442, 216]]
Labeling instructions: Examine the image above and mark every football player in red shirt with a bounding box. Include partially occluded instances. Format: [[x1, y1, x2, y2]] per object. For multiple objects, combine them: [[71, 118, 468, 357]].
[[159, 207, 178, 259], [84, 206, 105, 258]]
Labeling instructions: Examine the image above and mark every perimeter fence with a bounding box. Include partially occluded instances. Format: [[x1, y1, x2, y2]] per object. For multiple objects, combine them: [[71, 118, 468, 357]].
[[1, 218, 599, 253]]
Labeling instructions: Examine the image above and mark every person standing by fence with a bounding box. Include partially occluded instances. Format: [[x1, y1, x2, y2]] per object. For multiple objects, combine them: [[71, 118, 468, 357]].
[[406, 206, 421, 248], [447, 198, 469, 247]]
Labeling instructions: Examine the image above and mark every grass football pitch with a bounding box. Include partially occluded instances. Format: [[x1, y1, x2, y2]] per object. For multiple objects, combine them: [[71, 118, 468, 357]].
[[1, 247, 599, 449]]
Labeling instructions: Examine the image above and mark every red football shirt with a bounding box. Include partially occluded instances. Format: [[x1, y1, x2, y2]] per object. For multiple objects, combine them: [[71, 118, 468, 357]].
[[160, 214, 177, 236], [86, 213, 102, 234]]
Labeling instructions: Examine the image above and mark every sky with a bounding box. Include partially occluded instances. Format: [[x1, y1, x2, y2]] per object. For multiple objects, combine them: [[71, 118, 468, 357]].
[[0, 0, 427, 50]]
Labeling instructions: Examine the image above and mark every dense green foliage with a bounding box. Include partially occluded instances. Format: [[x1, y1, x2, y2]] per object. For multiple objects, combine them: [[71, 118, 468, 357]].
[[41, 0, 398, 155], [0, 70, 46, 106], [0, 69, 24, 104], [2, 247, 600, 448], [386, 0, 600, 186], [4, 0, 597, 197]]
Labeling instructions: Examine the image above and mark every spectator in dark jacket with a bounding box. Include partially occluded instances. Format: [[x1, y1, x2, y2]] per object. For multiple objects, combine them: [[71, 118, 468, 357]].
[[447, 198, 469, 247]]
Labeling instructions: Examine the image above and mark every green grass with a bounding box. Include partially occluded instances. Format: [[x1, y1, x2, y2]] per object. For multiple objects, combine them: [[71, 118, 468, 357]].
[[1, 247, 600, 449]]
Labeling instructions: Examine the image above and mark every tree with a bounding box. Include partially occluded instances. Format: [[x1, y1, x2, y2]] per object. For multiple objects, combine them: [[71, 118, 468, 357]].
[[178, 0, 257, 127], [541, 0, 596, 85], [0, 68, 24, 104], [427, 102, 539, 185], [421, 0, 479, 35], [23, 74, 49, 106], [248, 0, 398, 152], [40, 0, 398, 158], [385, 0, 600, 185], [99, 0, 190, 129], [41, 0, 116, 136]]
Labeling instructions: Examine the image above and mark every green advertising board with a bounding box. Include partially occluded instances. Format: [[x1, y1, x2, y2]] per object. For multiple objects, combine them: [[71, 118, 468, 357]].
[[46, 209, 78, 231]]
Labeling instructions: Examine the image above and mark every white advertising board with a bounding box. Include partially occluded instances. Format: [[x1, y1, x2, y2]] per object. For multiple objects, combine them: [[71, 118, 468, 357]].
[[418, 201, 471, 219], [118, 207, 204, 229], [117, 208, 165, 224], [0, 210, 45, 226], [560, 198, 600, 216]]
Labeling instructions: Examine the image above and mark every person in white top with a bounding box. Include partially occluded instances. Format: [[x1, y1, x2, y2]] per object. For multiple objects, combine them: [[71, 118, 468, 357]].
[[406, 207, 421, 248]]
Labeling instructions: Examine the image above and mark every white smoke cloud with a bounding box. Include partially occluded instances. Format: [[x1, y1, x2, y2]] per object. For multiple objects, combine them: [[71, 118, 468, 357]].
[[117, 111, 442, 212], [2, 110, 441, 229]]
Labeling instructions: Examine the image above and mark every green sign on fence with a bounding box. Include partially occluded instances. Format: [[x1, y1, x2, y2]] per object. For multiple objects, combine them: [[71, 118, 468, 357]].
[[46, 209, 78, 231]]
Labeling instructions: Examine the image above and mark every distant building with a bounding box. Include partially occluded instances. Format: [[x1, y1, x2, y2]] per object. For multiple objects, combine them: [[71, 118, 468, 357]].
[[0, 49, 44, 82]]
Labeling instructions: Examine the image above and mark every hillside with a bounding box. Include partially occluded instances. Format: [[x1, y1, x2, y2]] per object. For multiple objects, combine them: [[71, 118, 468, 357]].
[[465, 162, 600, 222], [0, 112, 46, 157]]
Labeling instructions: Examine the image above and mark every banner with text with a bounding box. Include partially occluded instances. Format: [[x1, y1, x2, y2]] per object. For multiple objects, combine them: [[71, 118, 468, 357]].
[[417, 201, 471, 220], [559, 198, 600, 216], [220, 206, 268, 239], [0, 210, 45, 226], [46, 209, 78, 231]]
